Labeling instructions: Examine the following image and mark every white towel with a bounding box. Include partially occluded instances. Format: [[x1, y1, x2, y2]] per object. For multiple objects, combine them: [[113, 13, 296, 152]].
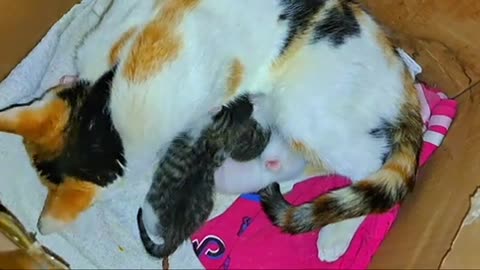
[[0, 0, 245, 268]]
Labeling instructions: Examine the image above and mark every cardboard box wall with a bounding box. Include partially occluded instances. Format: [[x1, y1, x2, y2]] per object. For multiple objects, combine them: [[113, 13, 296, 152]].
[[0, 0, 479, 269]]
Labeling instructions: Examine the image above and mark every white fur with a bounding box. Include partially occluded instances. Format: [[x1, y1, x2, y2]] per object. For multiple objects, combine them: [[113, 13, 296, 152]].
[[75, 0, 409, 262], [76, 0, 155, 82], [37, 215, 69, 235], [317, 216, 367, 262], [214, 132, 307, 194], [141, 201, 165, 245]]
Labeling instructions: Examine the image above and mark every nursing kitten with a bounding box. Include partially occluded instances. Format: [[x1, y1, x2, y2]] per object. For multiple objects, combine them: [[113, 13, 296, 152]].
[[230, 118, 271, 161], [137, 95, 270, 259], [214, 131, 307, 194], [0, 0, 423, 262]]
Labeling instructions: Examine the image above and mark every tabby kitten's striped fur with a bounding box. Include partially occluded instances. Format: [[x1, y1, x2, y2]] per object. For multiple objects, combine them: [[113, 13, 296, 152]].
[[137, 95, 270, 259]]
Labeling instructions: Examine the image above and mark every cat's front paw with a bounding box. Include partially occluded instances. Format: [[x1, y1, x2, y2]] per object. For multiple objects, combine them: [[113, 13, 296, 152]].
[[316, 217, 365, 262]]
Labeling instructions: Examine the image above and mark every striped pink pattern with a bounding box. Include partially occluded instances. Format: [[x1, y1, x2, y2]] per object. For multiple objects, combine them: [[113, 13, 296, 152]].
[[192, 83, 457, 270], [418, 83, 457, 166]]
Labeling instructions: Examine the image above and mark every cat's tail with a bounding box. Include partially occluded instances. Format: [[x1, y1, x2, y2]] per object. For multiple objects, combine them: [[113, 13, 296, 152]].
[[259, 94, 423, 233], [137, 208, 177, 259]]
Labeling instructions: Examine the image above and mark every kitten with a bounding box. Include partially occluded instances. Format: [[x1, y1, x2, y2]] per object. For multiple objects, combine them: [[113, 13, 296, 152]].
[[137, 95, 270, 259], [214, 131, 307, 194]]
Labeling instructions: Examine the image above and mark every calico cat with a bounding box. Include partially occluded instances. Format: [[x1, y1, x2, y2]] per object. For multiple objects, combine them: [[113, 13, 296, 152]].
[[0, 0, 423, 261], [137, 95, 270, 259]]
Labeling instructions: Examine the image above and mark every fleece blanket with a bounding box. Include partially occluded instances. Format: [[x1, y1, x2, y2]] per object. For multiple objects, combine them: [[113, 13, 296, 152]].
[[0, 0, 457, 269]]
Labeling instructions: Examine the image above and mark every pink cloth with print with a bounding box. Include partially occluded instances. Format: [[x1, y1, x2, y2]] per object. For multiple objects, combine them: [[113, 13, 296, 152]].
[[190, 83, 457, 269]]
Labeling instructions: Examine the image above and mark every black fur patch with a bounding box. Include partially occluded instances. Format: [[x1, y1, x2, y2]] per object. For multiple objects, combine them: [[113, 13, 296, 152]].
[[312, 0, 361, 46], [278, 0, 327, 54], [369, 120, 395, 164], [351, 182, 408, 213], [35, 68, 125, 187], [215, 94, 253, 123]]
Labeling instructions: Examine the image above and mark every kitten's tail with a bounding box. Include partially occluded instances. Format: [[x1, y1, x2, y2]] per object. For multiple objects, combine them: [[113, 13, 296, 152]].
[[137, 208, 176, 259], [259, 94, 423, 233]]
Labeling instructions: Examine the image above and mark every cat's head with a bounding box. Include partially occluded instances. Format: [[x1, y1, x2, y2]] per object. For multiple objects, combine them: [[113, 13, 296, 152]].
[[0, 69, 125, 235]]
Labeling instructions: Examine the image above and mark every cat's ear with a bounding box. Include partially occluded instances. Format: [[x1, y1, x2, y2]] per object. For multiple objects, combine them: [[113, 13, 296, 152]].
[[37, 178, 101, 235], [0, 87, 70, 142]]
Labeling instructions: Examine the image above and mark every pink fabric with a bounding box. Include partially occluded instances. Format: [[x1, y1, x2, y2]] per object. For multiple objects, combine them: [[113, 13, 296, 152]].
[[191, 83, 457, 269]]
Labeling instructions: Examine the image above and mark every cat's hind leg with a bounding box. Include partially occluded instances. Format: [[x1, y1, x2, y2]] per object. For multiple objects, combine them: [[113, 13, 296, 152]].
[[317, 216, 366, 262]]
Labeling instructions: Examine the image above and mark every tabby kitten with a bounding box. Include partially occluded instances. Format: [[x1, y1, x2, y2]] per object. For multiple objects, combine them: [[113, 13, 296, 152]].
[[137, 95, 270, 259]]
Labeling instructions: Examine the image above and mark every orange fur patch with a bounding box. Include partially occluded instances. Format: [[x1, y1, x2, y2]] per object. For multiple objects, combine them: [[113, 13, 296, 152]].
[[124, 0, 199, 82], [354, 180, 376, 190], [271, 9, 324, 77], [225, 59, 245, 99], [283, 207, 295, 231], [304, 164, 329, 177], [272, 33, 309, 77], [0, 95, 70, 159], [311, 196, 341, 225], [403, 70, 421, 108], [377, 31, 398, 65], [350, 1, 364, 18], [109, 27, 137, 67], [41, 178, 99, 223], [384, 161, 409, 179], [291, 140, 325, 169], [291, 140, 308, 155]]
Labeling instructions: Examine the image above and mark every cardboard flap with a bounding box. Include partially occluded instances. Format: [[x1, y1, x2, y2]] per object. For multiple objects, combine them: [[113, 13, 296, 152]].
[[441, 188, 480, 269], [363, 0, 480, 97]]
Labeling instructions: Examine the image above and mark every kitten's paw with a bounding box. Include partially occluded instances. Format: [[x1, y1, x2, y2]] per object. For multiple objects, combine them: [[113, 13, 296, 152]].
[[265, 160, 281, 171], [317, 217, 365, 262]]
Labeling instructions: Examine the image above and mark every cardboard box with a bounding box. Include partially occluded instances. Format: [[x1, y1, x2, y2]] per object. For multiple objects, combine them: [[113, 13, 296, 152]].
[[0, 0, 479, 269], [363, 1, 480, 268], [441, 188, 480, 269]]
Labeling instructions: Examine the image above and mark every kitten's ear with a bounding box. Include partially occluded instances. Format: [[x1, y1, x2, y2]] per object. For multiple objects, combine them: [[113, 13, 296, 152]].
[[209, 106, 222, 115], [37, 178, 101, 235], [0, 88, 70, 141]]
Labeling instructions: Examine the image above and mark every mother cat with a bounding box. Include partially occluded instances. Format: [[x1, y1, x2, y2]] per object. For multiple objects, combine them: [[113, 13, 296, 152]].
[[0, 0, 422, 262]]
